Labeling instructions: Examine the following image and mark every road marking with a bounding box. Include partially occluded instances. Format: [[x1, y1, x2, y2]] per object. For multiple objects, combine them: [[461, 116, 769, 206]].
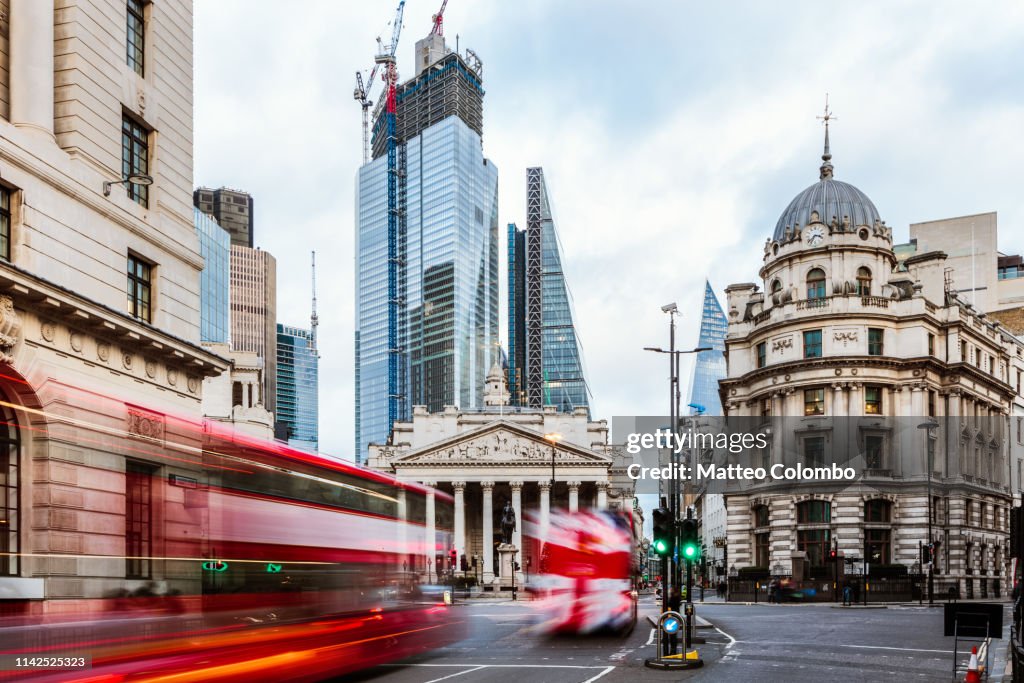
[[715, 626, 737, 650], [422, 666, 487, 683], [644, 627, 656, 646], [581, 666, 615, 683], [732, 640, 954, 654], [384, 664, 613, 669]]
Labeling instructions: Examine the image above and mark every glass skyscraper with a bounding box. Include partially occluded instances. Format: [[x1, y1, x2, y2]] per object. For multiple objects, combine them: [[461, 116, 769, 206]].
[[356, 39, 498, 462], [194, 207, 230, 344], [276, 324, 318, 452], [508, 168, 589, 413], [687, 279, 727, 415]]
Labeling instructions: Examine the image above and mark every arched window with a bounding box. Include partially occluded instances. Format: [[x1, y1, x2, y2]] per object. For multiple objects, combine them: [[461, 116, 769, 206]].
[[856, 267, 872, 296], [0, 399, 21, 576], [771, 279, 782, 296], [806, 268, 826, 300]]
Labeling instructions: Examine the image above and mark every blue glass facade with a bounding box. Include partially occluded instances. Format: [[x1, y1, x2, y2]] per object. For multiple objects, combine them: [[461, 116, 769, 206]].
[[356, 116, 499, 461], [687, 280, 727, 416], [194, 207, 230, 344], [507, 169, 590, 414], [276, 324, 318, 451]]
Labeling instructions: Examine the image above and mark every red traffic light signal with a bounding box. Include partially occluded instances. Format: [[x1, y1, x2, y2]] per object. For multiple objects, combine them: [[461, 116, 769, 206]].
[[829, 549, 837, 561], [449, 549, 457, 566]]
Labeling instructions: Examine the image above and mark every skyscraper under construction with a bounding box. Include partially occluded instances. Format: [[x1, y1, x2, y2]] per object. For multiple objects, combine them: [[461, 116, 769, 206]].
[[507, 168, 590, 414], [355, 28, 498, 462]]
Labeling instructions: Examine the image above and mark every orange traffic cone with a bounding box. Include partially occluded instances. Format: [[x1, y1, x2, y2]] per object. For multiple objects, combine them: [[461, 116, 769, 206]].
[[964, 646, 980, 683]]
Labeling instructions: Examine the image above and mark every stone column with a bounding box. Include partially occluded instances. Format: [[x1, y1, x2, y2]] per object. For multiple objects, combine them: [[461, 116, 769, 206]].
[[538, 481, 551, 543], [511, 480, 523, 548], [424, 482, 436, 582], [453, 481, 466, 574], [568, 481, 581, 513], [10, 0, 55, 137], [511, 481, 524, 584], [596, 481, 609, 509], [481, 481, 495, 584]]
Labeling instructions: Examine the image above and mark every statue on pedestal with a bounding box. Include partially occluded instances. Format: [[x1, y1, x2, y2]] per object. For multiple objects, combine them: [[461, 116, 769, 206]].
[[500, 500, 517, 546]]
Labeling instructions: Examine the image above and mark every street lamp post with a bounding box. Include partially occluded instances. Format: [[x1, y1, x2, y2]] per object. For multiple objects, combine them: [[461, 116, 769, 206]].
[[919, 420, 940, 605]]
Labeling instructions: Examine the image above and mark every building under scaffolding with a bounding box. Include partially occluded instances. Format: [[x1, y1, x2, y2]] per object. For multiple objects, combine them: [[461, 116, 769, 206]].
[[356, 31, 498, 462], [370, 41, 484, 160]]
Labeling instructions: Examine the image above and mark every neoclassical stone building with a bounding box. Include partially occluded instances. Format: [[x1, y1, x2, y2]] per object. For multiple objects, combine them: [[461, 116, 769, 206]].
[[721, 126, 1022, 596], [367, 364, 638, 586], [0, 2, 229, 608]]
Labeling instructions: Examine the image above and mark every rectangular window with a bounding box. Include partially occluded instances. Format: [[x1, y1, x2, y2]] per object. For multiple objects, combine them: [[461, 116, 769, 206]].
[[803, 436, 825, 467], [865, 528, 890, 565], [868, 328, 884, 356], [864, 386, 883, 415], [865, 435, 884, 469], [0, 187, 9, 262], [975, 349, 981, 367], [928, 390, 936, 418], [122, 115, 150, 207], [804, 388, 825, 416], [127, 254, 153, 322], [961, 341, 967, 361], [126, 0, 145, 76], [0, 416, 19, 576], [755, 532, 770, 568], [125, 461, 155, 579], [760, 397, 772, 419], [756, 342, 766, 368], [797, 529, 830, 567], [927, 333, 935, 356], [803, 329, 822, 358]]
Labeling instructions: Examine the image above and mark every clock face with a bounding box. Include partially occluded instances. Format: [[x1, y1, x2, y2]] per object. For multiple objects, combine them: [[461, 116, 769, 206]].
[[806, 226, 825, 246]]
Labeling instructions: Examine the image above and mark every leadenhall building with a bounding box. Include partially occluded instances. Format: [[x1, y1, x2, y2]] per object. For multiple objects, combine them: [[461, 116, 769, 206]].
[[720, 121, 1023, 598]]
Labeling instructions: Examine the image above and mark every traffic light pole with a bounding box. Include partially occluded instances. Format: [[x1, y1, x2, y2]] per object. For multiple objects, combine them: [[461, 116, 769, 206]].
[[685, 507, 694, 650]]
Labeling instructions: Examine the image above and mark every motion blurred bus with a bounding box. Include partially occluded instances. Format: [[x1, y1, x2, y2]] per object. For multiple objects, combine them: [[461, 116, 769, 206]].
[[0, 383, 461, 682], [526, 509, 639, 635]]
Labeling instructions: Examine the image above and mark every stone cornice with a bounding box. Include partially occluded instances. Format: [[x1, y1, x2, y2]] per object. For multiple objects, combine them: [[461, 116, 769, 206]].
[[0, 263, 227, 377]]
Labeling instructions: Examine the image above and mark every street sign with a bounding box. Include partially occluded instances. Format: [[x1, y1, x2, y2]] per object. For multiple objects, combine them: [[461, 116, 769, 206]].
[[201, 560, 228, 572], [662, 616, 681, 634], [266, 563, 282, 573]]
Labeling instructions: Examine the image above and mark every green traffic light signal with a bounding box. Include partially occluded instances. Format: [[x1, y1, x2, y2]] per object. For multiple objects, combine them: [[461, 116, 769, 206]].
[[653, 539, 668, 555], [682, 542, 699, 560]]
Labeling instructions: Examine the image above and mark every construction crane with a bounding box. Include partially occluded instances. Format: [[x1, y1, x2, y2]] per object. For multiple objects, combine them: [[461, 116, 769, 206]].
[[431, 0, 449, 36], [353, 0, 405, 164], [372, 0, 406, 432], [310, 250, 319, 355]]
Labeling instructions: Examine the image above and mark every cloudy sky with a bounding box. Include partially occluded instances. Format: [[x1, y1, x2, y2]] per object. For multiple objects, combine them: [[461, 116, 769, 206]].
[[194, 1, 1024, 460]]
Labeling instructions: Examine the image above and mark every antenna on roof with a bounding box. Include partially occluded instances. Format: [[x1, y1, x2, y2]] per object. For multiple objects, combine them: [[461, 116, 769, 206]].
[[311, 251, 319, 355]]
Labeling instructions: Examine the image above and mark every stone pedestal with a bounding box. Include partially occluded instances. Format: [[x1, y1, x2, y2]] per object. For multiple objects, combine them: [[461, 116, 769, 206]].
[[497, 543, 519, 589]]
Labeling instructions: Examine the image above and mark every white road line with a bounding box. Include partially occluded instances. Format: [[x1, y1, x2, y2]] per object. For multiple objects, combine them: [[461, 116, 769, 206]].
[[732, 640, 953, 654], [422, 665, 487, 683], [715, 626, 737, 650], [644, 627, 656, 646], [581, 666, 615, 683], [384, 664, 611, 669]]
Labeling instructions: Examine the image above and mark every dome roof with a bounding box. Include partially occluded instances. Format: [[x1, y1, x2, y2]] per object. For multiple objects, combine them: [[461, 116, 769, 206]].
[[772, 123, 880, 241]]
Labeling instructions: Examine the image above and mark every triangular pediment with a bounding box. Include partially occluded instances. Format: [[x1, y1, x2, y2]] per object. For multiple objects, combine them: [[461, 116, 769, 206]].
[[387, 420, 612, 467]]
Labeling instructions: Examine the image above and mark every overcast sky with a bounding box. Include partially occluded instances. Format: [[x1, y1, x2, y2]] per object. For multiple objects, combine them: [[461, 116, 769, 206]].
[[194, 1, 1024, 461]]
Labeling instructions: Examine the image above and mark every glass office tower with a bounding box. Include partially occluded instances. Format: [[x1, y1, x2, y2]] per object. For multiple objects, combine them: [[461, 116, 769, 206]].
[[507, 168, 590, 414], [687, 279, 727, 415], [194, 207, 230, 344], [356, 116, 499, 462], [276, 324, 319, 452]]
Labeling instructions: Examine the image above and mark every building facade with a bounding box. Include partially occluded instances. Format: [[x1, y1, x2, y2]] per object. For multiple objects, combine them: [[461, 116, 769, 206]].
[[356, 30, 498, 462], [367, 364, 636, 586], [507, 168, 590, 413], [721, 129, 1020, 597], [0, 0, 229, 606], [193, 186, 254, 248], [230, 245, 277, 416], [276, 324, 318, 451], [689, 280, 729, 572], [195, 207, 230, 344]]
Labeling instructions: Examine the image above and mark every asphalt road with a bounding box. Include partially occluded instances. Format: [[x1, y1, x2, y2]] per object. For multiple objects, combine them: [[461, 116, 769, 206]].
[[342, 596, 1012, 683]]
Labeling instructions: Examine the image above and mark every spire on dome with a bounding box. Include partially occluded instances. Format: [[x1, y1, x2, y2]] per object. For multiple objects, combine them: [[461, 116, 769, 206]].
[[816, 94, 836, 180]]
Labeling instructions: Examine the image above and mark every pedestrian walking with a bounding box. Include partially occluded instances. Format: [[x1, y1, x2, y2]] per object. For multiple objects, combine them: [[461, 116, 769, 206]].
[[842, 582, 852, 606]]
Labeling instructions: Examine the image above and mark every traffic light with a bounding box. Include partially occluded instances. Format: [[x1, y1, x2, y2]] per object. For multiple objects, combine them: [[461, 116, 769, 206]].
[[652, 507, 673, 557], [829, 548, 838, 562], [679, 519, 700, 563], [449, 548, 457, 568], [1012, 506, 1024, 558], [921, 543, 932, 565], [460, 555, 469, 572]]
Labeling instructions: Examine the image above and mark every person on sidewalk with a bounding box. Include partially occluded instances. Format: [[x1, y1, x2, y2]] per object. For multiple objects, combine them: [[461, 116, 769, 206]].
[[842, 582, 852, 606]]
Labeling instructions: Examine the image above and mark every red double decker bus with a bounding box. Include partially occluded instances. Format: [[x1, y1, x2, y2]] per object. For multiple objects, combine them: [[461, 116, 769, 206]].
[[0, 388, 461, 682]]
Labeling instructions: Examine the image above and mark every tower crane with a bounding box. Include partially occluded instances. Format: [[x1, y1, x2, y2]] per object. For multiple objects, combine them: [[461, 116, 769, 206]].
[[353, 0, 405, 164], [431, 0, 449, 36]]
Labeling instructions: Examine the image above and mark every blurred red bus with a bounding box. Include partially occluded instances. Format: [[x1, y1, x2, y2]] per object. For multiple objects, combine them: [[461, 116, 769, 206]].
[[527, 509, 638, 635], [0, 404, 462, 682]]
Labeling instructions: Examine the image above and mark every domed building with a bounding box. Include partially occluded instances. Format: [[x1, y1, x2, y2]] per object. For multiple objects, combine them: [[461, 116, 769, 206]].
[[720, 124, 1022, 600]]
